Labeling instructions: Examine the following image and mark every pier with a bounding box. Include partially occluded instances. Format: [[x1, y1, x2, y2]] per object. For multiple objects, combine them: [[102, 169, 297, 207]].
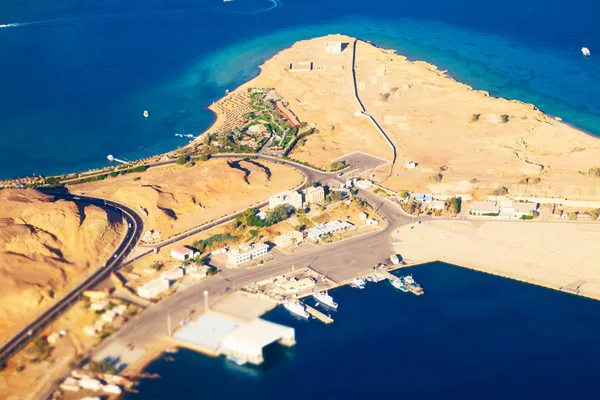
[[305, 304, 334, 324], [378, 270, 398, 281]]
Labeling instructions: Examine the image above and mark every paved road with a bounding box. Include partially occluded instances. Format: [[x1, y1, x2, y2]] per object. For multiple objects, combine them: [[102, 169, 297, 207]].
[[92, 188, 412, 362], [123, 153, 388, 265], [0, 190, 143, 365]]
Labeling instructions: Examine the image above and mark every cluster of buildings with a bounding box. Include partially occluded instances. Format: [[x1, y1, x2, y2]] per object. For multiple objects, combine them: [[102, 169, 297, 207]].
[[83, 301, 129, 336], [59, 370, 130, 395], [358, 211, 379, 226], [306, 220, 354, 241], [469, 199, 538, 219], [268, 186, 325, 210], [274, 230, 304, 248], [549, 209, 599, 221]]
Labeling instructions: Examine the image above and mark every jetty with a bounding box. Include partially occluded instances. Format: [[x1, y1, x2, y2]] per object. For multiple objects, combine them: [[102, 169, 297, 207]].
[[305, 304, 334, 324]]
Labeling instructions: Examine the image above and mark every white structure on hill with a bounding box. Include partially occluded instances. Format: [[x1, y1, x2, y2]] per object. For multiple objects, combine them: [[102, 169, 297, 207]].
[[325, 42, 343, 53], [269, 190, 303, 210], [137, 278, 170, 299], [227, 243, 270, 265]]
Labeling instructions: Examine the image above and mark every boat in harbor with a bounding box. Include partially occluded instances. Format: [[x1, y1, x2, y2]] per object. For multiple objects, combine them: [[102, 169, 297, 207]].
[[143, 110, 149, 118], [372, 273, 387, 282], [313, 291, 338, 309], [350, 277, 366, 289], [403, 275, 424, 295], [582, 47, 591, 57], [390, 278, 409, 292], [284, 300, 309, 319], [227, 356, 247, 366]]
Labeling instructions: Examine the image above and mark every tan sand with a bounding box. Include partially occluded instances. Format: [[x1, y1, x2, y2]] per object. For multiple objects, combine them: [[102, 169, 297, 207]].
[[212, 34, 600, 199], [73, 158, 304, 239], [393, 219, 600, 300], [0, 189, 124, 344]]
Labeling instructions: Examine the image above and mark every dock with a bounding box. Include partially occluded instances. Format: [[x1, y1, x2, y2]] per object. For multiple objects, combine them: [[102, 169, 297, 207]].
[[378, 270, 398, 281], [305, 304, 334, 324]]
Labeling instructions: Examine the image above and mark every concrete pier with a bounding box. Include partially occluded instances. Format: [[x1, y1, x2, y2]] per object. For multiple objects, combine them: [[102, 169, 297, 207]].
[[305, 304, 334, 324]]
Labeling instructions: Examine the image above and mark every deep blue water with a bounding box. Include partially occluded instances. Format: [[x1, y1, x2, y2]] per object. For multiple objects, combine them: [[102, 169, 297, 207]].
[[127, 263, 600, 399], [1, 0, 600, 179]]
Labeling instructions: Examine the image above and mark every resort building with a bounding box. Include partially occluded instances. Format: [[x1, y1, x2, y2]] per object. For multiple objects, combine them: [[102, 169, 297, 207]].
[[325, 42, 343, 53], [274, 101, 301, 127], [247, 123, 270, 136], [303, 186, 325, 205], [137, 278, 170, 299], [170, 246, 195, 261], [274, 231, 304, 248], [227, 243, 270, 265], [470, 201, 500, 216], [358, 212, 368, 220], [269, 190, 303, 210], [306, 220, 353, 241]]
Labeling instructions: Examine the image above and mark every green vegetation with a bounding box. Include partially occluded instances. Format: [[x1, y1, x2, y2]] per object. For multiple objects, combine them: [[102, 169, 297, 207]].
[[399, 191, 410, 199], [588, 167, 600, 177], [31, 337, 52, 362], [430, 173, 443, 183], [284, 128, 315, 157], [568, 212, 577, 221], [193, 233, 237, 252], [326, 190, 344, 203], [481, 212, 500, 217], [88, 360, 118, 375], [446, 197, 461, 214], [520, 215, 534, 220], [330, 160, 347, 172], [471, 113, 481, 122], [44, 177, 60, 185], [500, 114, 510, 123], [235, 205, 294, 229], [490, 186, 509, 196], [591, 209, 600, 220], [198, 153, 211, 162], [177, 154, 192, 165]]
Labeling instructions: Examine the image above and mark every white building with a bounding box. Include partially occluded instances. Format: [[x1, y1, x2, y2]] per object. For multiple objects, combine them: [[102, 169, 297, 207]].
[[358, 212, 368, 220], [325, 42, 343, 53], [227, 243, 270, 265], [405, 161, 418, 169], [470, 201, 500, 215], [429, 200, 446, 211], [161, 267, 184, 281], [274, 231, 304, 248], [366, 218, 379, 226], [355, 180, 372, 189], [187, 265, 209, 279], [269, 190, 303, 210], [170, 246, 195, 261], [303, 186, 325, 205], [306, 220, 353, 241], [513, 202, 538, 218], [137, 278, 170, 299]]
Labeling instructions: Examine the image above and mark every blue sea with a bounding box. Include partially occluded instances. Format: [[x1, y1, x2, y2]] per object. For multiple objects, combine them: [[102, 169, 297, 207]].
[[1, 0, 599, 179], [126, 263, 600, 399]]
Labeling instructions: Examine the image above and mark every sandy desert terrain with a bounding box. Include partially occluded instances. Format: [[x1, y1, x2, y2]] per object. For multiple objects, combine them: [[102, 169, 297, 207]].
[[0, 189, 124, 343], [73, 158, 304, 239], [233, 34, 600, 199]]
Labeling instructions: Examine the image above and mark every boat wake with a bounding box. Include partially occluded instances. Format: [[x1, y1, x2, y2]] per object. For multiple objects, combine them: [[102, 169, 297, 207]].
[[221, 0, 281, 14]]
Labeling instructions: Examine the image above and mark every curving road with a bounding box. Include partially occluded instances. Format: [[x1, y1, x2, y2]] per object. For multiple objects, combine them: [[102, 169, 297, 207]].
[[0, 152, 387, 366], [0, 191, 143, 365]]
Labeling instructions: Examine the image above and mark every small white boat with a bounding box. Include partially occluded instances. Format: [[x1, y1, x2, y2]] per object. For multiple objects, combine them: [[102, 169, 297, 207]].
[[143, 110, 149, 118], [313, 291, 338, 309], [403, 275, 416, 285], [284, 300, 309, 319], [350, 277, 366, 289], [582, 47, 591, 57], [390, 278, 409, 293], [227, 356, 247, 366]]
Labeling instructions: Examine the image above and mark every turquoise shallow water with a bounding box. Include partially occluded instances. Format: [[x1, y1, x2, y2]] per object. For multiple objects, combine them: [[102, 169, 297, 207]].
[[126, 262, 600, 399], [1, 0, 599, 178]]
